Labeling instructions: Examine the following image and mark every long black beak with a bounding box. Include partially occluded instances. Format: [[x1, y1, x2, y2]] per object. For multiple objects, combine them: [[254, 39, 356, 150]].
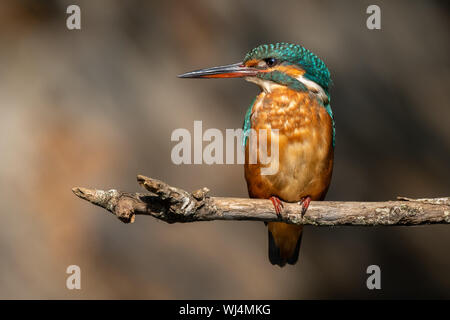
[[178, 62, 258, 79]]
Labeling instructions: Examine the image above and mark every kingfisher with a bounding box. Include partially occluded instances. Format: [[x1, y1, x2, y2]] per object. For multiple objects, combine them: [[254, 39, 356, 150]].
[[179, 43, 334, 267]]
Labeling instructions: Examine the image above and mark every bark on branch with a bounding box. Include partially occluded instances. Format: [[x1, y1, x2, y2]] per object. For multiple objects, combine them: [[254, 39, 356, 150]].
[[72, 175, 450, 226]]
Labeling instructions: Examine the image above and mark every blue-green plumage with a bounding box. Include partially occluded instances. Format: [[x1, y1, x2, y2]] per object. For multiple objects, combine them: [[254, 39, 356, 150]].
[[257, 70, 307, 92], [242, 98, 255, 147], [324, 102, 335, 147]]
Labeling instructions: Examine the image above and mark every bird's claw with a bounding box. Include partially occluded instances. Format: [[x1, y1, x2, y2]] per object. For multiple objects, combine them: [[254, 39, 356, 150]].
[[270, 196, 284, 217], [298, 196, 311, 217]]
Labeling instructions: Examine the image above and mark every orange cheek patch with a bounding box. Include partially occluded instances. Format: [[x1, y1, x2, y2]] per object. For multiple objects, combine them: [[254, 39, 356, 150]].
[[273, 65, 305, 77]]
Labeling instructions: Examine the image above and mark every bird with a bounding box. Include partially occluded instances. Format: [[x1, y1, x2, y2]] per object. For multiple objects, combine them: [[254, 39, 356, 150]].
[[178, 42, 334, 267]]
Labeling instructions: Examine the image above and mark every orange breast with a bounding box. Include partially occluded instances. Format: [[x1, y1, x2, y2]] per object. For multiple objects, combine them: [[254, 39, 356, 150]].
[[244, 87, 334, 202]]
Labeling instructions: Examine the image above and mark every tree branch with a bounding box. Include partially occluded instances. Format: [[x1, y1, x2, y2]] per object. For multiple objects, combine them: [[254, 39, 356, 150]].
[[72, 175, 450, 226]]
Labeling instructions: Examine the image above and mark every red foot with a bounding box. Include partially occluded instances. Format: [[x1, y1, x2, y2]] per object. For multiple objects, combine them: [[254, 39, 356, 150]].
[[270, 196, 284, 217], [299, 196, 311, 217]]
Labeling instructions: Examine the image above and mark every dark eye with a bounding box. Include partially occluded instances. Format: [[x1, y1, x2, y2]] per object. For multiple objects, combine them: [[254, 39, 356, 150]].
[[264, 57, 277, 67]]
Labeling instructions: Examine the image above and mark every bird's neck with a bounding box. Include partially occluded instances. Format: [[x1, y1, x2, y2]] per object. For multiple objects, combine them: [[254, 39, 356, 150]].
[[245, 73, 329, 105]]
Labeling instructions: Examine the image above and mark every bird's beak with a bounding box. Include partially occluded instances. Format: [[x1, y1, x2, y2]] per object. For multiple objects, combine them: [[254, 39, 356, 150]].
[[178, 62, 258, 79]]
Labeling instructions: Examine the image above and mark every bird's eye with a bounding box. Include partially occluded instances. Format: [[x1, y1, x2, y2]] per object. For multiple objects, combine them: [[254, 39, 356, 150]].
[[264, 57, 277, 67]]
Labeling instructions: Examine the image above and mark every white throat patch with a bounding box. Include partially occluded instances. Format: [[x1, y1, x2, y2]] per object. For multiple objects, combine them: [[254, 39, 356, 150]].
[[245, 77, 284, 93], [295, 75, 329, 104], [245, 75, 328, 104]]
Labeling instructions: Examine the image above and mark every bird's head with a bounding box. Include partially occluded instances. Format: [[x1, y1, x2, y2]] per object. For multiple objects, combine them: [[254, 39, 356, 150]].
[[178, 42, 331, 99]]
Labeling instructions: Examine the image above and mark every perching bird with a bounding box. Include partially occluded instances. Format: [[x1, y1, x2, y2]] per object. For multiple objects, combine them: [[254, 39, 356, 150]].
[[179, 43, 334, 267]]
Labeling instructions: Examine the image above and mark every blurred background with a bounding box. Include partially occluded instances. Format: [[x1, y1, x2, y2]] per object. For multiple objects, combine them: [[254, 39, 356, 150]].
[[0, 0, 449, 299]]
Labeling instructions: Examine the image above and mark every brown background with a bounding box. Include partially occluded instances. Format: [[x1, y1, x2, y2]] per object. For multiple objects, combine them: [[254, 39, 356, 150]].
[[0, 0, 449, 299]]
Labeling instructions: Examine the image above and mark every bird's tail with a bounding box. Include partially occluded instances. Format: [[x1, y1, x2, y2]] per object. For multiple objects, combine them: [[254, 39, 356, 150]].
[[267, 222, 303, 267]]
